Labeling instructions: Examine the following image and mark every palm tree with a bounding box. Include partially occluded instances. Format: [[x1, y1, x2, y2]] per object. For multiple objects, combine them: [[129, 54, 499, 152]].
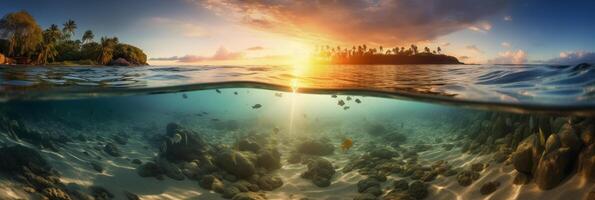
[[82, 30, 94, 44], [98, 36, 118, 64], [46, 24, 62, 42], [49, 24, 59, 32], [62, 19, 77, 39], [424, 47, 431, 53], [36, 29, 59, 64], [410, 45, 418, 55], [437, 46, 442, 54]]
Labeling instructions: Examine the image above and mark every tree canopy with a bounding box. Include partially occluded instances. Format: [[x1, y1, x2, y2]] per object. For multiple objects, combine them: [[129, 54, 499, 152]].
[[0, 10, 43, 58], [0, 11, 147, 66]]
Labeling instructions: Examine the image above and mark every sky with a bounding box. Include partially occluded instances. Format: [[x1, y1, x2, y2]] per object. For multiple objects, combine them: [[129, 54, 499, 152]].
[[2, 0, 595, 65]]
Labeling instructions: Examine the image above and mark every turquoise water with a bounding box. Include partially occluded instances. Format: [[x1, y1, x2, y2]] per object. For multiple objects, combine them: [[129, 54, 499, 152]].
[[0, 64, 593, 200]]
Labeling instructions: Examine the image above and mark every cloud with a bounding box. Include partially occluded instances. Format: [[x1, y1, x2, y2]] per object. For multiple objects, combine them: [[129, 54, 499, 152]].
[[200, 0, 509, 44], [151, 17, 209, 38], [459, 56, 470, 60], [468, 21, 492, 33], [466, 45, 483, 54], [150, 47, 244, 63], [546, 51, 595, 65], [501, 42, 511, 48], [488, 49, 528, 64], [246, 46, 264, 51], [504, 15, 513, 21]]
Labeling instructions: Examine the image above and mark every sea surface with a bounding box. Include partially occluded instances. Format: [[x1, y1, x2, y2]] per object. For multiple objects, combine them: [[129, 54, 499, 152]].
[[0, 64, 593, 200]]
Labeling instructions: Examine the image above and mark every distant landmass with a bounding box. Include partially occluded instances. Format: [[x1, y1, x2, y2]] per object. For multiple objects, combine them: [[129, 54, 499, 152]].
[[0, 11, 147, 66], [313, 45, 463, 65]]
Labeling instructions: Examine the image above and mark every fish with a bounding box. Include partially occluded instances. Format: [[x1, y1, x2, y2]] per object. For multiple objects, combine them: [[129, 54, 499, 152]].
[[341, 138, 353, 151], [273, 127, 280, 134], [252, 104, 262, 109], [338, 100, 345, 106], [355, 99, 361, 103], [331, 94, 337, 98], [211, 118, 220, 122], [234, 91, 238, 95], [195, 114, 202, 117], [346, 96, 352, 101], [343, 106, 350, 110], [202, 111, 208, 115], [216, 89, 221, 94], [182, 94, 187, 99]]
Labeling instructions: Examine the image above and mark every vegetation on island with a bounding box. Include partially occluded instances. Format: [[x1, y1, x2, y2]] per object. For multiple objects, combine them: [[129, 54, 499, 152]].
[[0, 10, 147, 66], [313, 44, 462, 65]]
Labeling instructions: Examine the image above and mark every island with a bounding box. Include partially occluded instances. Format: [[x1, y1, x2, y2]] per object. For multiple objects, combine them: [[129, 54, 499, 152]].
[[0, 11, 147, 66], [312, 45, 462, 65]]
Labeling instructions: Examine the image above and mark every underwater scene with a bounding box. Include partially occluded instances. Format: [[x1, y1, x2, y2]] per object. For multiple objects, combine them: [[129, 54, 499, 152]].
[[0, 64, 594, 200]]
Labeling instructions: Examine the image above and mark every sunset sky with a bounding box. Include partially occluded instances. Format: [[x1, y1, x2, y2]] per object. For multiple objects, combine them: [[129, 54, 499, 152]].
[[2, 0, 595, 65]]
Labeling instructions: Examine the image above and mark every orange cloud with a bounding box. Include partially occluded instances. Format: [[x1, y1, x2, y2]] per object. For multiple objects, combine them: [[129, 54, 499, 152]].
[[200, 0, 510, 44]]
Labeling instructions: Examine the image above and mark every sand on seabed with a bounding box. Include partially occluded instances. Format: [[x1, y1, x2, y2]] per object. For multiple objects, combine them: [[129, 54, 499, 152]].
[[0, 129, 593, 200]]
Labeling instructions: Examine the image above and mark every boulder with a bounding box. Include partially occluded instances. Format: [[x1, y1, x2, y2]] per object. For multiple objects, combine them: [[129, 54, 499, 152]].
[[544, 134, 561, 154], [479, 181, 500, 195], [0, 145, 51, 174], [238, 138, 261, 153], [123, 191, 140, 200], [558, 123, 582, 153], [511, 135, 540, 174], [233, 180, 260, 192], [200, 175, 225, 193], [90, 186, 114, 200], [157, 157, 185, 180], [222, 186, 241, 199], [90, 161, 104, 173], [301, 158, 335, 187], [357, 178, 381, 193], [256, 175, 283, 191], [296, 139, 334, 156], [578, 144, 595, 182], [408, 181, 428, 200], [456, 170, 479, 186], [534, 148, 572, 190], [383, 190, 415, 200], [393, 179, 409, 191], [162, 123, 208, 162], [256, 148, 281, 170], [137, 162, 162, 177], [470, 163, 485, 172], [231, 192, 266, 200], [108, 58, 131, 66], [354, 193, 377, 200], [363, 185, 383, 196], [132, 159, 142, 165], [103, 143, 121, 157], [42, 187, 72, 200], [216, 150, 256, 178], [111, 134, 128, 145], [580, 124, 594, 146], [369, 148, 397, 159]]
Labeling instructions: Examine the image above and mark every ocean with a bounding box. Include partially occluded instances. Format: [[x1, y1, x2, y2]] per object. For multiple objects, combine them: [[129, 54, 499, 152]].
[[0, 64, 593, 200]]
